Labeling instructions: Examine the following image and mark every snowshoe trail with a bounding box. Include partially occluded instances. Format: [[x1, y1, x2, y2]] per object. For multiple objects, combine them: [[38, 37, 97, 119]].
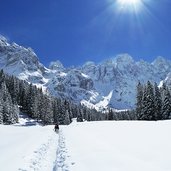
[[18, 130, 58, 171], [53, 129, 69, 171]]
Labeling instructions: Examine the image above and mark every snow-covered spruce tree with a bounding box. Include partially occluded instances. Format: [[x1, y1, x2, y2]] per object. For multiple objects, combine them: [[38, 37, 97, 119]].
[[52, 98, 59, 124], [154, 82, 162, 120], [1, 82, 18, 124], [0, 112, 3, 124], [12, 104, 19, 123], [85, 107, 92, 121], [5, 75, 19, 104], [72, 105, 79, 119], [0, 70, 5, 85], [35, 88, 44, 122], [128, 110, 137, 120], [12, 77, 20, 104], [112, 111, 118, 120], [161, 87, 171, 120], [18, 80, 29, 112], [68, 104, 73, 122], [52, 98, 64, 124], [81, 105, 86, 121], [64, 110, 70, 125], [160, 83, 167, 101], [122, 111, 131, 120], [0, 70, 19, 124], [64, 99, 73, 122], [41, 95, 53, 124], [57, 100, 66, 124], [0, 92, 3, 124], [136, 81, 144, 119], [108, 108, 113, 120], [77, 108, 84, 122], [115, 111, 128, 120], [139, 86, 148, 120], [27, 84, 38, 118], [140, 81, 155, 120]]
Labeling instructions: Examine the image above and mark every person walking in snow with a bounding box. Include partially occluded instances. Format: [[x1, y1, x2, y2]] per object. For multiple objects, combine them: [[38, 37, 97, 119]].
[[54, 123, 59, 133]]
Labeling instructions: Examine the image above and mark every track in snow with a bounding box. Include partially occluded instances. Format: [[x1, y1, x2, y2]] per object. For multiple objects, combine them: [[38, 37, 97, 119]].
[[53, 130, 69, 171]]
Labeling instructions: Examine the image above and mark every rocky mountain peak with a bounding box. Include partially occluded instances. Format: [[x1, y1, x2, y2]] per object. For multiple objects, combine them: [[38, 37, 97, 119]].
[[112, 53, 134, 64], [49, 60, 64, 70], [152, 56, 171, 70], [152, 56, 168, 65], [0, 35, 10, 48]]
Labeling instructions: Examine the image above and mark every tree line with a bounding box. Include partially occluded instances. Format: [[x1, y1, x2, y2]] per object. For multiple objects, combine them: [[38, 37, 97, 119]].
[[0, 69, 170, 125], [105, 81, 171, 121], [0, 70, 106, 125], [136, 81, 171, 120]]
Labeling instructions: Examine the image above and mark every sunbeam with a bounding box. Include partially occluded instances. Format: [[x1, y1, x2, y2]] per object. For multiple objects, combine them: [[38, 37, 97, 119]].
[[117, 0, 143, 12]]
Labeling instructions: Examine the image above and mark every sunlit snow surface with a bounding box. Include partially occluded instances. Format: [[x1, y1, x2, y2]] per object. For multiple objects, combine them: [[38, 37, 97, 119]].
[[1, 120, 171, 171], [0, 122, 58, 171], [64, 120, 171, 171]]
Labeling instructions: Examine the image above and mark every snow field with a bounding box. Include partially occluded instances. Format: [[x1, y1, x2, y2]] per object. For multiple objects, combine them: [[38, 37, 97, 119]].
[[1, 120, 171, 171], [0, 125, 58, 171], [63, 121, 171, 171]]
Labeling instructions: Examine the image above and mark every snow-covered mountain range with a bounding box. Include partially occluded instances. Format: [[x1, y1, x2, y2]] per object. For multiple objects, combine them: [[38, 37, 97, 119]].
[[0, 35, 171, 110]]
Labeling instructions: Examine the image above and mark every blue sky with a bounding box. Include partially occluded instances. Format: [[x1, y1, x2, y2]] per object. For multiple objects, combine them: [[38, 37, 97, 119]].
[[0, 0, 171, 67]]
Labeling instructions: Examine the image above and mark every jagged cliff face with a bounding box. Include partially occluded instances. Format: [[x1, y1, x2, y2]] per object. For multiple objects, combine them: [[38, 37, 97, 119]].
[[0, 36, 48, 85], [79, 55, 171, 109], [47, 69, 94, 102], [0, 35, 171, 110]]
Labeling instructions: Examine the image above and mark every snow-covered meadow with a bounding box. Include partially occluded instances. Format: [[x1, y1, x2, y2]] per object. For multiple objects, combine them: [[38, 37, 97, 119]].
[[64, 121, 171, 171], [1, 120, 171, 171], [0, 124, 58, 171]]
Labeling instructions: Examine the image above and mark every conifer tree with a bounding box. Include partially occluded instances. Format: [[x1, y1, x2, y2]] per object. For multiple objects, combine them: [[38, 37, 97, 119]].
[[162, 87, 171, 120], [1, 82, 16, 124], [147, 81, 155, 120], [12, 104, 19, 123], [0, 93, 3, 124], [41, 95, 53, 124], [108, 108, 113, 120], [138, 85, 147, 120], [64, 110, 70, 125], [140, 81, 155, 120], [77, 108, 84, 122], [154, 82, 162, 120], [136, 82, 143, 119]]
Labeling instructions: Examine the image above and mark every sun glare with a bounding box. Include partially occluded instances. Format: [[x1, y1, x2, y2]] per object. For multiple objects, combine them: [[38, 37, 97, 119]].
[[117, 0, 142, 12], [119, 0, 140, 5]]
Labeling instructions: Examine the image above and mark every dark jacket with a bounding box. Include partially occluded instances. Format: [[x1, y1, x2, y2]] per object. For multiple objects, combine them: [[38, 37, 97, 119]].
[[55, 124, 59, 130]]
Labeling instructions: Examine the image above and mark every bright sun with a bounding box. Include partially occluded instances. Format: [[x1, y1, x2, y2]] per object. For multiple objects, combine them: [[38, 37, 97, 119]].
[[117, 0, 142, 12], [119, 0, 140, 5]]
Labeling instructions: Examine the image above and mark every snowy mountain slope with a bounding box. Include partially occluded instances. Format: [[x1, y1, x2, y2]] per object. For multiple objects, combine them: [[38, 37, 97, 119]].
[[159, 72, 171, 90], [0, 35, 50, 87], [47, 55, 171, 109], [1, 35, 171, 110], [80, 55, 171, 109], [46, 69, 95, 102]]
